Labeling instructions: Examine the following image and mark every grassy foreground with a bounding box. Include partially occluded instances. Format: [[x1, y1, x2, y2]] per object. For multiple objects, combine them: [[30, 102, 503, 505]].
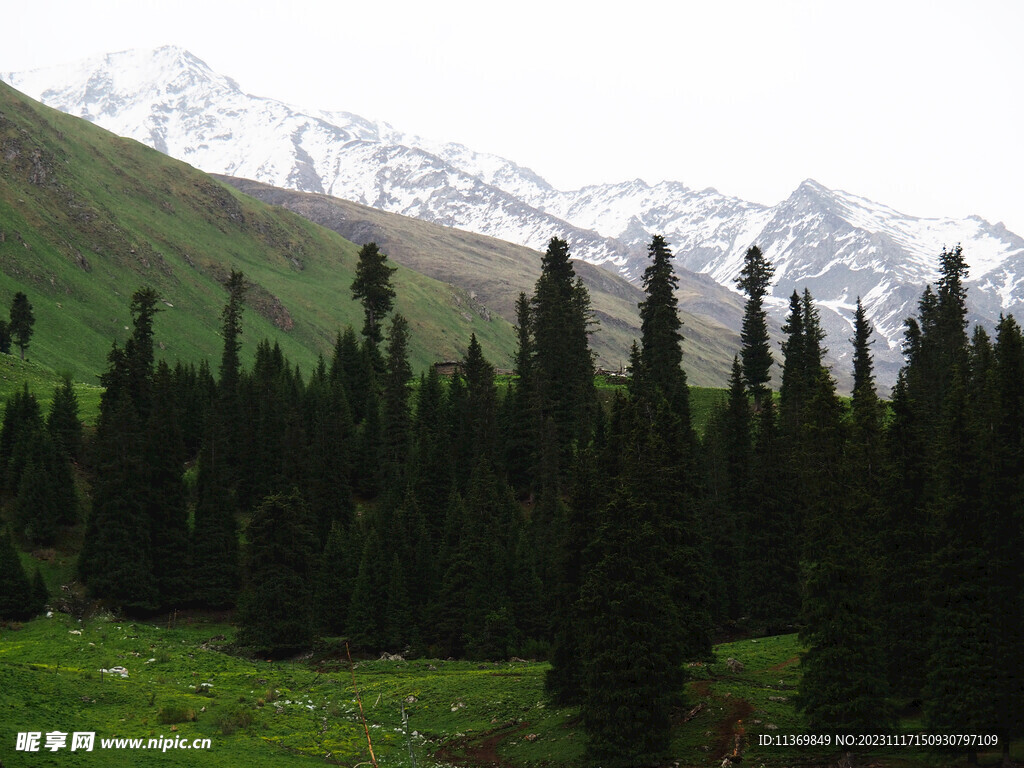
[[2, 614, 1017, 767]]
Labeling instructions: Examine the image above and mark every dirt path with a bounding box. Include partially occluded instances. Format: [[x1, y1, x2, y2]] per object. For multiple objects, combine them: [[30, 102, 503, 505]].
[[715, 695, 754, 760], [434, 721, 530, 768]]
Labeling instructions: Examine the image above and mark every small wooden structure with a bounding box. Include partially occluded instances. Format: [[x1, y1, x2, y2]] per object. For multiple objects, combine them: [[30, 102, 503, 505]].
[[433, 361, 463, 377]]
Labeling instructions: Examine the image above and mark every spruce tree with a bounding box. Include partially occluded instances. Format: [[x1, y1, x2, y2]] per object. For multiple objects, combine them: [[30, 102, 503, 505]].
[[9, 292, 34, 360], [799, 299, 893, 740], [410, 365, 452, 539], [530, 237, 596, 491], [0, 526, 35, 620], [351, 242, 397, 346], [0, 385, 44, 492], [144, 361, 190, 608], [735, 245, 775, 409], [504, 292, 536, 494], [988, 316, 1024, 757], [331, 327, 366, 422], [546, 443, 601, 705], [304, 357, 354, 544], [635, 235, 690, 424], [381, 314, 413, 487], [702, 357, 751, 621], [78, 287, 164, 612], [190, 280, 246, 609], [923, 365, 996, 762], [347, 526, 387, 649], [315, 520, 361, 635], [577, 408, 685, 767], [14, 430, 74, 545], [237, 491, 318, 655], [47, 375, 82, 462], [461, 333, 498, 467], [883, 248, 973, 701]]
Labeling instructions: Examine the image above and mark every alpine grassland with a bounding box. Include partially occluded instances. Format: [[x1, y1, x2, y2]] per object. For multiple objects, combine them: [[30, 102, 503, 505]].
[[4, 616, 1017, 767], [0, 80, 517, 380]]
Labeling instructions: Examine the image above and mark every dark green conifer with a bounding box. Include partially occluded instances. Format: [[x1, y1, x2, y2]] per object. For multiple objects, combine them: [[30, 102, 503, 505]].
[[577, 417, 684, 766], [9, 292, 34, 360], [304, 357, 354, 544], [799, 299, 893, 740], [351, 242, 397, 346], [347, 527, 387, 649], [735, 245, 775, 409], [381, 314, 413, 487], [504, 292, 536, 494], [530, 237, 596, 491], [988, 316, 1024, 756], [145, 361, 190, 608], [47, 375, 82, 461], [410, 366, 452, 539], [635, 235, 691, 424], [237, 491, 318, 655], [0, 527, 34, 620], [0, 385, 44, 492], [461, 333, 498, 466], [78, 288, 165, 612]]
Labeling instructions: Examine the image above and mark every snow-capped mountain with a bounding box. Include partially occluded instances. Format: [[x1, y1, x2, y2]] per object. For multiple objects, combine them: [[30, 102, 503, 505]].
[[6, 46, 1024, 384]]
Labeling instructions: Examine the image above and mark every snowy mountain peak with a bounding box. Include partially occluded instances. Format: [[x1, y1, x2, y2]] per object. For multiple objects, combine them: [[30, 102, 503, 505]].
[[4, 47, 1024, 387]]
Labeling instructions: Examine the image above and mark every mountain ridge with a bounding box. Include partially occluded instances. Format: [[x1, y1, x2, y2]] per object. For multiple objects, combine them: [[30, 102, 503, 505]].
[[7, 45, 1023, 385]]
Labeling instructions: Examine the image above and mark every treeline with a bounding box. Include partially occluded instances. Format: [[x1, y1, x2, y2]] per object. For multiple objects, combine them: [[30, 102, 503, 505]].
[[0, 237, 1021, 766]]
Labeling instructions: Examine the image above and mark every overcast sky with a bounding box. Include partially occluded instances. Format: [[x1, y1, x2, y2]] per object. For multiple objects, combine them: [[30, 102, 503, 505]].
[[6, 0, 1024, 235]]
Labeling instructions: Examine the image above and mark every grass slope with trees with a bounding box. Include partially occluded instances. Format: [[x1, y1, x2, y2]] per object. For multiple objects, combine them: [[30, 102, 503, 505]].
[[0, 80, 517, 379], [1, 79, 1021, 768]]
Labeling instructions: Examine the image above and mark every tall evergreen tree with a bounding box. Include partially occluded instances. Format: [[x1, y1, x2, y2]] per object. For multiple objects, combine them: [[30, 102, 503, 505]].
[[735, 245, 775, 409], [381, 314, 413, 487], [0, 384, 44, 492], [304, 357, 354, 544], [410, 365, 453, 538], [703, 356, 752, 621], [634, 235, 690, 425], [546, 443, 601, 705], [9, 292, 34, 360], [577, 404, 685, 767], [47, 375, 82, 462], [461, 333, 499, 467], [144, 361, 190, 608], [530, 237, 596, 491], [78, 287, 164, 612], [237, 491, 318, 655], [0, 526, 35, 620], [504, 292, 536, 495], [13, 429, 75, 545], [351, 242, 397, 346], [988, 316, 1024, 758], [190, 279, 247, 609], [799, 299, 893, 741], [883, 248, 972, 701]]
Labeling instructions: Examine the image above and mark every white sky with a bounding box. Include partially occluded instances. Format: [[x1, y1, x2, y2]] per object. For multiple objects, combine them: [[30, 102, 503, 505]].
[[6, 0, 1024, 235]]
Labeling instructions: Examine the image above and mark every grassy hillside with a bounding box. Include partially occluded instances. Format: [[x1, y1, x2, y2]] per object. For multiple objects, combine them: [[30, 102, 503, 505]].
[[0, 354, 102, 424], [219, 176, 742, 387], [0, 81, 518, 381]]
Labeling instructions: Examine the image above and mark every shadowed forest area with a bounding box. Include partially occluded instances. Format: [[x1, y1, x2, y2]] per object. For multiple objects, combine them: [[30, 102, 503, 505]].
[[1, 236, 1021, 768]]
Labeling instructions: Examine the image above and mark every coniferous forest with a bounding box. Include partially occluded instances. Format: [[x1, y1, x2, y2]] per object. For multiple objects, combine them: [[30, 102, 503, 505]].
[[1, 236, 1022, 767]]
